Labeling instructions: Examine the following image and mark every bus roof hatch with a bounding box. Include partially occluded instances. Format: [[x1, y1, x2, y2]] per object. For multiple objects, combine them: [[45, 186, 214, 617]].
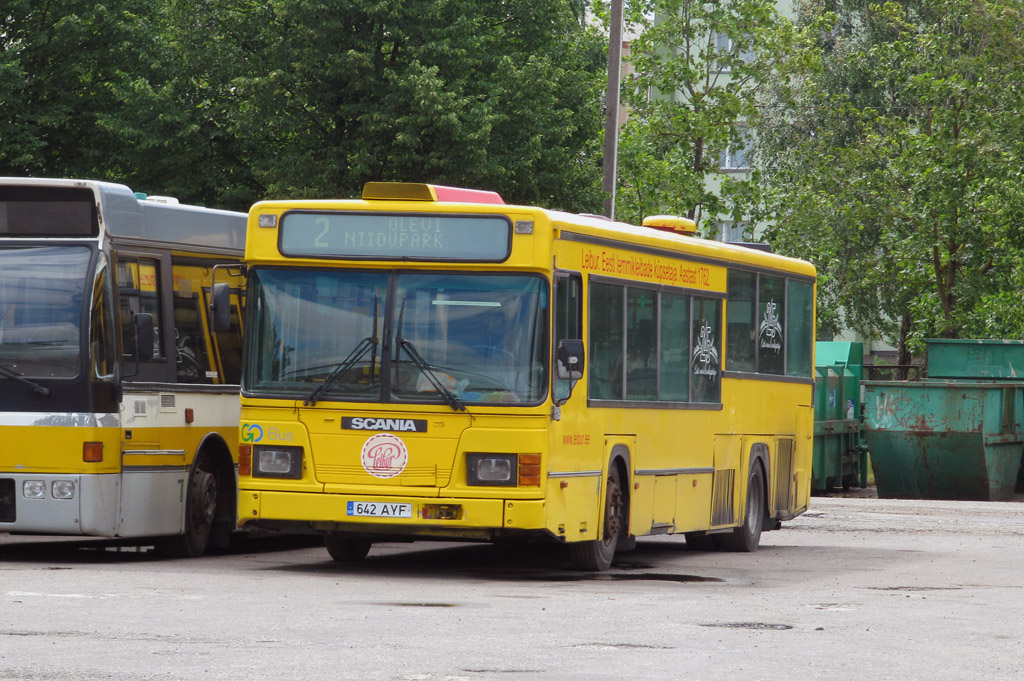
[[642, 215, 697, 236], [362, 182, 505, 205]]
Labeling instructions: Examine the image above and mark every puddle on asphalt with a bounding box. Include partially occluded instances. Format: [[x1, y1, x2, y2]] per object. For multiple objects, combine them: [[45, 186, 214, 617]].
[[700, 622, 794, 630], [513, 572, 723, 584]]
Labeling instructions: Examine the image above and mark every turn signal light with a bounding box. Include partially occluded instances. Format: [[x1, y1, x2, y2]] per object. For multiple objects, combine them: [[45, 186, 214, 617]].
[[518, 454, 541, 486], [83, 442, 103, 463], [238, 444, 252, 476]]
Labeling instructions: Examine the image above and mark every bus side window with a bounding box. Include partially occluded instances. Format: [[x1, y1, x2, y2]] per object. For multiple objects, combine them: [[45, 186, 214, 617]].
[[173, 297, 213, 383], [553, 273, 582, 401], [588, 281, 624, 400], [116, 257, 164, 361], [691, 296, 722, 403], [726, 270, 757, 372], [213, 291, 244, 385], [785, 280, 814, 377], [171, 262, 214, 384]]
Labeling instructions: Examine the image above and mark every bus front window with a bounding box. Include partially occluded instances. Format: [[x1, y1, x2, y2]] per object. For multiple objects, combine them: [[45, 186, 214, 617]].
[[244, 269, 548, 405], [245, 269, 388, 400], [0, 246, 90, 379], [390, 273, 548, 405]]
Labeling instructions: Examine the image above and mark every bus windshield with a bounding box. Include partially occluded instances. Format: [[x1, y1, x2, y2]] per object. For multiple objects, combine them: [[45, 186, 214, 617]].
[[0, 246, 90, 379], [246, 269, 548, 405]]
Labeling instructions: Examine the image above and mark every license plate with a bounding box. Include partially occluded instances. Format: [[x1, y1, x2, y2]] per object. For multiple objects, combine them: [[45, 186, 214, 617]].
[[346, 501, 413, 518]]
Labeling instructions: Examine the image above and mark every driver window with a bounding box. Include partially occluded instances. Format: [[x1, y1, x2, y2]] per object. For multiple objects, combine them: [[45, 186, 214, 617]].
[[554, 273, 582, 401]]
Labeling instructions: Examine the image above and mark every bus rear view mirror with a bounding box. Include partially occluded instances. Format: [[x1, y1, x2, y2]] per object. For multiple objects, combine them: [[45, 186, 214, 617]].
[[210, 283, 232, 333], [556, 339, 585, 381]]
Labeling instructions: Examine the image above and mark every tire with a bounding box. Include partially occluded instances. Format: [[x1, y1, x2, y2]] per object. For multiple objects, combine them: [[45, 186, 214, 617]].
[[157, 453, 218, 558], [720, 463, 765, 553], [324, 533, 372, 562], [568, 465, 624, 571]]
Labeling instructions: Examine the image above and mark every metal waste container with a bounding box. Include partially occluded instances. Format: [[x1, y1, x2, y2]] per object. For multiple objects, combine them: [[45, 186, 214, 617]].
[[864, 340, 1024, 500], [812, 342, 868, 492]]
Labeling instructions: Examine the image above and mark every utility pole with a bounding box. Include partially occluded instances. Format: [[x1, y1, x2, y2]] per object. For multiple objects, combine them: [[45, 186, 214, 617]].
[[602, 0, 624, 220]]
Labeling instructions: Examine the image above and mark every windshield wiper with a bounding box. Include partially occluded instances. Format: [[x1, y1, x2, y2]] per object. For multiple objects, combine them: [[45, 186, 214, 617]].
[[0, 363, 50, 398], [304, 299, 380, 406], [394, 297, 465, 412]]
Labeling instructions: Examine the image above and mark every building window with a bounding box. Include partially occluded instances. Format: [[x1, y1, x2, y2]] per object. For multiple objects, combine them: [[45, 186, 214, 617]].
[[713, 32, 756, 72], [716, 220, 750, 242], [719, 141, 750, 171]]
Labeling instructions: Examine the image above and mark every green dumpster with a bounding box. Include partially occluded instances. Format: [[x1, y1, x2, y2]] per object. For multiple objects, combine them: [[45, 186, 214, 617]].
[[863, 339, 1024, 501], [812, 342, 868, 493]]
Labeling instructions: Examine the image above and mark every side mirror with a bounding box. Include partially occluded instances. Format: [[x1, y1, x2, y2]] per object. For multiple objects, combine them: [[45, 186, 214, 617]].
[[210, 283, 232, 333], [556, 339, 585, 381], [133, 313, 155, 361]]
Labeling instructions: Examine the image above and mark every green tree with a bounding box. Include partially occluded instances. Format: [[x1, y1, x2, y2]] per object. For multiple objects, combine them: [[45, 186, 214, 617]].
[[164, 0, 607, 211], [758, 0, 1024, 360], [615, 0, 797, 230], [0, 1, 145, 177]]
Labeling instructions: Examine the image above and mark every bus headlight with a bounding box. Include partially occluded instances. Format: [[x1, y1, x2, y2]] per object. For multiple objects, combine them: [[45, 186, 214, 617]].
[[51, 480, 76, 500], [23, 480, 46, 499], [466, 454, 517, 487], [252, 445, 303, 479]]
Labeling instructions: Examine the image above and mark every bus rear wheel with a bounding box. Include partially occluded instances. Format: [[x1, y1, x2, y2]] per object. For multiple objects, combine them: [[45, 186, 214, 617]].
[[720, 464, 765, 553], [568, 466, 624, 571], [325, 533, 372, 562]]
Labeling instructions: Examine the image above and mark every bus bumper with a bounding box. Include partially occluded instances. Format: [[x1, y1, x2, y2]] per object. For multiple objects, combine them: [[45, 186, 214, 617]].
[[0, 473, 120, 536], [239, 490, 547, 539]]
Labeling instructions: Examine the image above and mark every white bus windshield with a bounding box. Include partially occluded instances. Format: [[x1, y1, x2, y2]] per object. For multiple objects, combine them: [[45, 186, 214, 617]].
[[0, 247, 90, 379], [246, 270, 549, 405]]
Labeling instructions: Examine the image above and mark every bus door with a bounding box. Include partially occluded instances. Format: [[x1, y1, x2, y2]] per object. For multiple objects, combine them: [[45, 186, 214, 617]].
[[547, 271, 602, 541]]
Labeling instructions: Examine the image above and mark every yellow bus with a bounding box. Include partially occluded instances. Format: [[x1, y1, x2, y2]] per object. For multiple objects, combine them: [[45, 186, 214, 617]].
[[231, 182, 815, 570], [0, 178, 246, 556]]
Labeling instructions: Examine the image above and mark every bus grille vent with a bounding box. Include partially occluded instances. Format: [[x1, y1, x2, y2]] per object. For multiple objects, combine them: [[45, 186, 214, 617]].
[[774, 438, 795, 510], [711, 469, 735, 526], [160, 394, 176, 409]]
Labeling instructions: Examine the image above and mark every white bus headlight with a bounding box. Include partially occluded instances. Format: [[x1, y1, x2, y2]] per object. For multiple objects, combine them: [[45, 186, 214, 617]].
[[466, 453, 517, 487], [51, 480, 76, 499], [23, 480, 46, 499], [253, 446, 303, 479]]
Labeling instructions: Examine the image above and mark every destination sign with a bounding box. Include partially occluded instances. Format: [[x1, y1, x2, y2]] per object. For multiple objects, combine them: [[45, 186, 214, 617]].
[[279, 212, 511, 261], [0, 186, 98, 237]]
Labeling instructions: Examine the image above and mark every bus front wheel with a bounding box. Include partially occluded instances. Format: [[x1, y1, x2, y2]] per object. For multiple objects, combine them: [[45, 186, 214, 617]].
[[568, 466, 624, 571], [325, 533, 372, 562], [157, 453, 218, 558]]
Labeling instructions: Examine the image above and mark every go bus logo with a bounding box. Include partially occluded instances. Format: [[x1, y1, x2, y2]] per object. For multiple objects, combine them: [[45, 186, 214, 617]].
[[241, 424, 263, 443], [241, 424, 295, 443]]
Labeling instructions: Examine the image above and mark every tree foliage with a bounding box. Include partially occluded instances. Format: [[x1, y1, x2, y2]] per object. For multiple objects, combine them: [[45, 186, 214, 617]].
[[615, 0, 797, 230], [758, 0, 1024, 354], [1, 1, 607, 213], [0, 1, 160, 178], [163, 0, 607, 211]]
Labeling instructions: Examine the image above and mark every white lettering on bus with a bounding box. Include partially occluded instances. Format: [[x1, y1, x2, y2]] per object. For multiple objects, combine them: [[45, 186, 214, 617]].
[[350, 417, 420, 432]]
